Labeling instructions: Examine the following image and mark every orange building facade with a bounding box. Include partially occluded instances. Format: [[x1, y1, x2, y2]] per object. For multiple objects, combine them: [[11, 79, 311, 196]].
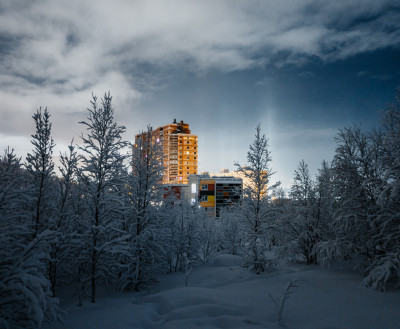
[[135, 119, 198, 184]]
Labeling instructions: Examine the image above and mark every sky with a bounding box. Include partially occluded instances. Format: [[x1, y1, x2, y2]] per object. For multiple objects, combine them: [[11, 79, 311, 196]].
[[1, 0, 400, 189]]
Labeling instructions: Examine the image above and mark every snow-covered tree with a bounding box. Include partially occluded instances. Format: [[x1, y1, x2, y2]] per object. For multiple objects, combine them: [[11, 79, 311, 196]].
[[0, 148, 27, 224], [362, 96, 400, 290], [218, 208, 244, 255], [318, 126, 378, 268], [48, 141, 79, 297], [315, 160, 335, 229], [25, 107, 55, 238], [118, 126, 166, 291], [161, 196, 219, 269], [0, 148, 59, 328], [77, 92, 130, 302], [197, 209, 218, 263], [286, 160, 320, 264], [316, 115, 399, 289], [235, 124, 279, 273]]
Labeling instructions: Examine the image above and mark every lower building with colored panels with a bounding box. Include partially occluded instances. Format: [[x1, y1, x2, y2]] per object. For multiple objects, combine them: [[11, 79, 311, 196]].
[[184, 174, 242, 217]]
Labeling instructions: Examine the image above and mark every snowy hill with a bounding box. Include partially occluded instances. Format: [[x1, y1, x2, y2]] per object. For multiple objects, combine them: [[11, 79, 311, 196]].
[[44, 254, 400, 329]]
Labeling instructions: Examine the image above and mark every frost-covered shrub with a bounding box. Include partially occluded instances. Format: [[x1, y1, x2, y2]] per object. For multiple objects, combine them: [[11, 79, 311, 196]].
[[0, 231, 59, 328], [218, 209, 244, 256], [362, 249, 400, 291], [197, 210, 219, 263]]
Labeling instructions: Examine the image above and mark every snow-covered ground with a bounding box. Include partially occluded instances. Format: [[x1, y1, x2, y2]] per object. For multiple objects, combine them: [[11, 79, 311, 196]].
[[44, 255, 400, 329]]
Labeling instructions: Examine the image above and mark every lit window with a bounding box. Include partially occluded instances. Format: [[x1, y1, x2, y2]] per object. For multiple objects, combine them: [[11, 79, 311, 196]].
[[191, 183, 197, 193]]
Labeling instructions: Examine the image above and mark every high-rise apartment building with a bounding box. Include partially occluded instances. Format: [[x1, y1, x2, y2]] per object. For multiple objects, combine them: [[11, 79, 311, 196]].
[[135, 119, 198, 184]]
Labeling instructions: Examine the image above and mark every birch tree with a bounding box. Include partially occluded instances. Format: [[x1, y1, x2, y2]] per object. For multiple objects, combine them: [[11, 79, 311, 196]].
[[288, 160, 320, 264], [119, 127, 166, 291], [77, 92, 129, 302], [25, 107, 55, 238], [235, 124, 279, 273], [48, 141, 79, 297]]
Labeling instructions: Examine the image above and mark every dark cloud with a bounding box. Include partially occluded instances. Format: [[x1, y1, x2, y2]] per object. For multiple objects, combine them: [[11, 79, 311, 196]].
[[0, 0, 399, 184]]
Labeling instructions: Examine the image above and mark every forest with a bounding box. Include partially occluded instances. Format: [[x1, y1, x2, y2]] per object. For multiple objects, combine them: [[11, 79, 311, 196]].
[[1, 90, 399, 329]]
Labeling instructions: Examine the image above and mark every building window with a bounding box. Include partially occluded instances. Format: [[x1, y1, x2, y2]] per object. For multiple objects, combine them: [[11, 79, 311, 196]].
[[201, 195, 208, 202], [202, 184, 208, 190], [191, 183, 197, 193]]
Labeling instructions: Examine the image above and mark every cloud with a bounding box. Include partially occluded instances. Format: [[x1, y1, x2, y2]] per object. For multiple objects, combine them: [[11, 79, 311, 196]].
[[0, 0, 399, 162], [1, 1, 399, 81]]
